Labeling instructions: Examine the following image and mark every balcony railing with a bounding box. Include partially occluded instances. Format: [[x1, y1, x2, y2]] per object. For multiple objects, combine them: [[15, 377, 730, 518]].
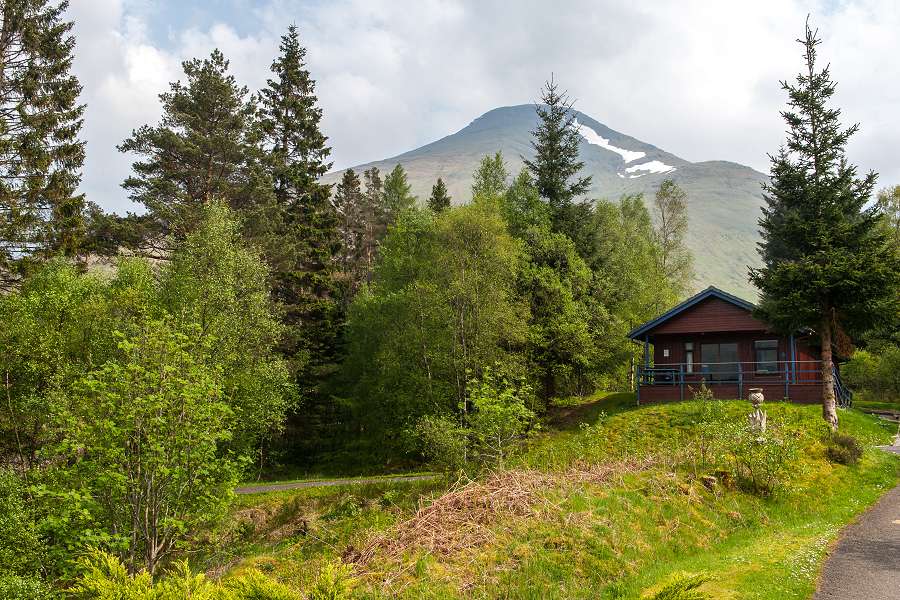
[[636, 360, 852, 407]]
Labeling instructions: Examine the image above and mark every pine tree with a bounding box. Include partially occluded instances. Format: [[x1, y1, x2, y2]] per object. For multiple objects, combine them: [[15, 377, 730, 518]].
[[119, 50, 269, 238], [749, 21, 900, 429], [428, 178, 451, 213], [258, 25, 341, 385], [360, 166, 385, 279], [524, 77, 591, 222], [333, 168, 363, 293], [0, 0, 85, 287], [472, 151, 508, 199], [383, 164, 416, 220]]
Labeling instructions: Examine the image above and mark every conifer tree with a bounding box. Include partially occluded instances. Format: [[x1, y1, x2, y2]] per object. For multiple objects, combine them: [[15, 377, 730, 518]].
[[333, 168, 363, 292], [258, 25, 341, 385], [524, 77, 591, 222], [428, 177, 451, 213], [383, 164, 416, 220], [750, 21, 900, 429], [0, 0, 85, 286], [472, 151, 508, 199], [359, 166, 386, 278], [119, 50, 269, 238]]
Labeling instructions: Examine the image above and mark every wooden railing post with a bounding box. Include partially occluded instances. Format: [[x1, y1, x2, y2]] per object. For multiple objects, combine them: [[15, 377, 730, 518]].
[[679, 364, 684, 401], [738, 362, 743, 400]]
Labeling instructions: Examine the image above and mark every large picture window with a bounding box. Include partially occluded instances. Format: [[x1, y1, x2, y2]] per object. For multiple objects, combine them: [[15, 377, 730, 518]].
[[754, 340, 778, 373], [700, 342, 738, 380]]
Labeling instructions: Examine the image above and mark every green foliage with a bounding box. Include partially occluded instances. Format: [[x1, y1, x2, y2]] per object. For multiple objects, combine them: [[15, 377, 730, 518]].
[[644, 573, 712, 600], [343, 202, 526, 449], [70, 550, 303, 599], [413, 414, 468, 472], [500, 169, 550, 236], [524, 77, 591, 222], [825, 432, 864, 465], [0, 0, 86, 283], [843, 347, 900, 402], [428, 177, 452, 213], [383, 164, 417, 220], [161, 202, 295, 457], [257, 25, 342, 396], [0, 574, 53, 600], [119, 49, 269, 237], [308, 562, 357, 600], [52, 320, 238, 574], [471, 151, 509, 199], [0, 469, 45, 588], [652, 179, 694, 298], [728, 423, 800, 496], [749, 22, 900, 427], [467, 369, 536, 467]]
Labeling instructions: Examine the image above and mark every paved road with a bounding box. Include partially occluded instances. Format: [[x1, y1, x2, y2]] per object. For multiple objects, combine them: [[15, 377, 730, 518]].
[[814, 449, 900, 600], [235, 474, 439, 495]]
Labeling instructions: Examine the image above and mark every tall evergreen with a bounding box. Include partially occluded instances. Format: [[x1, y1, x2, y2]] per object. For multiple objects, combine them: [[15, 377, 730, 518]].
[[119, 50, 269, 238], [428, 177, 451, 213], [749, 21, 900, 429], [524, 78, 591, 223], [359, 166, 386, 278], [258, 25, 341, 386], [383, 164, 416, 220], [0, 0, 85, 287], [333, 168, 363, 294]]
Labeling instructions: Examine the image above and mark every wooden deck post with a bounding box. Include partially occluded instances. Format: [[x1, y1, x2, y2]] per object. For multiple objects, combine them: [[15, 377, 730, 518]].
[[738, 362, 743, 400], [679, 364, 684, 401]]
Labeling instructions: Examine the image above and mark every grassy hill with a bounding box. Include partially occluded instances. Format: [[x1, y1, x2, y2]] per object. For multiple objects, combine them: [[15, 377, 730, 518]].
[[324, 105, 769, 298], [201, 396, 899, 598]]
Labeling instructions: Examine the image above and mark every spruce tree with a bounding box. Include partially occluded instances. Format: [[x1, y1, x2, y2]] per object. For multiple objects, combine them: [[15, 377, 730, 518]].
[[428, 177, 451, 213], [0, 0, 85, 287], [524, 77, 591, 222], [359, 166, 386, 279], [749, 21, 900, 429], [258, 25, 341, 386], [383, 164, 416, 220], [333, 168, 363, 294], [119, 50, 269, 238]]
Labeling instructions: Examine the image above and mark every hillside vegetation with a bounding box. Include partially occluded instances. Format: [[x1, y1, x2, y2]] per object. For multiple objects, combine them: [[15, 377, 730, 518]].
[[186, 395, 898, 599]]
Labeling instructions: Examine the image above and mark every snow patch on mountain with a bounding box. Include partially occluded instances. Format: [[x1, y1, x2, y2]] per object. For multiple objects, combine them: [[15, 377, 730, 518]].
[[574, 119, 646, 163], [623, 160, 676, 177]]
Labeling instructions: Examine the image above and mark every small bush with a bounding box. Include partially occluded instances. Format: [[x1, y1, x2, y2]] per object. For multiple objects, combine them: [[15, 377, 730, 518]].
[[727, 424, 799, 496], [644, 572, 712, 600], [412, 414, 468, 472], [825, 433, 864, 465], [689, 380, 715, 402], [308, 561, 356, 600]]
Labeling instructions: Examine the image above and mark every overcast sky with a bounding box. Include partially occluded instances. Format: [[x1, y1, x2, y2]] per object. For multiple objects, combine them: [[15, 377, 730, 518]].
[[68, 0, 900, 214]]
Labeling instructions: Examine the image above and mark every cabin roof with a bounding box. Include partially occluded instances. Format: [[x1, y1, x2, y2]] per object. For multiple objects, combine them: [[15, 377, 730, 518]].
[[626, 286, 757, 340]]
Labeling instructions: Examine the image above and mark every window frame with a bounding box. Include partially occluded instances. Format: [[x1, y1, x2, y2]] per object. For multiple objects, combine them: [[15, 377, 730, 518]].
[[754, 339, 779, 374]]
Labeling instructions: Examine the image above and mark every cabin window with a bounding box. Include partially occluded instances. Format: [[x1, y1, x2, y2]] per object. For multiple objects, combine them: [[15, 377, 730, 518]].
[[684, 342, 694, 374], [755, 340, 778, 373], [700, 342, 738, 380]]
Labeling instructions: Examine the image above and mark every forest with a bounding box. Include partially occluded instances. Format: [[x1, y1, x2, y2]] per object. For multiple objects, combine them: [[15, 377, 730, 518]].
[[2, 2, 899, 598]]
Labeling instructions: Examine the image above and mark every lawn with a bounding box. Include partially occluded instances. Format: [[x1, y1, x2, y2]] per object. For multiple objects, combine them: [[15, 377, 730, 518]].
[[206, 394, 899, 599]]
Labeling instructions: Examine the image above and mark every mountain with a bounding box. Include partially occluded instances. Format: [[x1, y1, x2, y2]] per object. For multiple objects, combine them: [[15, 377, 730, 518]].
[[324, 104, 767, 299]]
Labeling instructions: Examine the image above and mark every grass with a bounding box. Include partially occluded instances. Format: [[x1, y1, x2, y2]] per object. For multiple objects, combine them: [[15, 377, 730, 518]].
[[205, 394, 899, 599]]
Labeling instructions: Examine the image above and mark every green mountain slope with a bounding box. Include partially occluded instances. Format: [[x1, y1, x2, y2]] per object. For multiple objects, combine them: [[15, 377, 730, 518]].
[[325, 105, 768, 299]]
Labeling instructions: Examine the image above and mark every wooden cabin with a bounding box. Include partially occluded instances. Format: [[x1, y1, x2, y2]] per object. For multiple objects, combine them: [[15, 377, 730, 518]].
[[627, 286, 851, 405]]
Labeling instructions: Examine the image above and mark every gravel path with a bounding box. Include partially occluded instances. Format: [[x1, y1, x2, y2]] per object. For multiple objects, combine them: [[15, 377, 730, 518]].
[[235, 474, 439, 495], [813, 447, 900, 600]]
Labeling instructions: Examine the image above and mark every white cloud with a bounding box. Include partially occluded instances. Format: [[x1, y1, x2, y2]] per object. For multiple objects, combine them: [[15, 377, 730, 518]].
[[67, 0, 900, 213]]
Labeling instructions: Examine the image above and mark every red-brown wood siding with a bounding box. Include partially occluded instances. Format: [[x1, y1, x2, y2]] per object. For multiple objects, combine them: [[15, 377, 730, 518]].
[[638, 383, 823, 404], [649, 297, 770, 336], [652, 332, 790, 370]]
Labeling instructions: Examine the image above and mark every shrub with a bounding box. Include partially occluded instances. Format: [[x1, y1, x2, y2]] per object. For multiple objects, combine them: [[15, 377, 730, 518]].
[[727, 424, 799, 495], [825, 433, 864, 465], [689, 379, 714, 402], [308, 562, 356, 600], [413, 414, 468, 472], [0, 574, 53, 600], [644, 572, 712, 600], [467, 369, 536, 467]]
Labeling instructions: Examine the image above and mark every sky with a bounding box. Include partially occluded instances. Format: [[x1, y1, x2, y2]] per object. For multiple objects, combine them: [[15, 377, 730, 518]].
[[67, 0, 900, 214]]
